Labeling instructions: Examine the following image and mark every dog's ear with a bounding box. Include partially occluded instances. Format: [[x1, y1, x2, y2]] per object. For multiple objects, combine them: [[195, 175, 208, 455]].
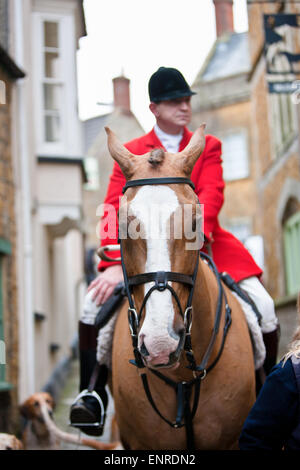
[[19, 399, 35, 420], [19, 397, 35, 419]]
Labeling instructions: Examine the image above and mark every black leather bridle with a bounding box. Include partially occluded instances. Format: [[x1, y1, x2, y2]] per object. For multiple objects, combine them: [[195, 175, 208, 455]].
[[120, 177, 232, 450]]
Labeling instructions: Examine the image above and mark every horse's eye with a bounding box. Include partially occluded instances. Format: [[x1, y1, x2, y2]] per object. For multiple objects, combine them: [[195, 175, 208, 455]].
[[34, 401, 39, 407]]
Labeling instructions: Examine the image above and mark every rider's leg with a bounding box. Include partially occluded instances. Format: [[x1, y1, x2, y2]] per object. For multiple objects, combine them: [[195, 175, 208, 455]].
[[239, 276, 280, 376], [70, 290, 108, 436]]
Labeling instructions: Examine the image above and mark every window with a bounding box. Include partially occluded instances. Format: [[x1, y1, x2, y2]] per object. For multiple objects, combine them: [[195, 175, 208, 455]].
[[225, 218, 252, 243], [283, 211, 300, 295], [33, 12, 77, 155], [42, 21, 62, 144], [270, 92, 297, 156], [0, 256, 4, 383], [0, 238, 12, 391], [84, 156, 100, 191], [0, 0, 9, 53], [221, 132, 249, 181], [0, 79, 5, 105]]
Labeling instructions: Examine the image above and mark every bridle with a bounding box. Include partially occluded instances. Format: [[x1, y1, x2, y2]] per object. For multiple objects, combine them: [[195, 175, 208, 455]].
[[120, 177, 232, 450], [121, 177, 200, 365]]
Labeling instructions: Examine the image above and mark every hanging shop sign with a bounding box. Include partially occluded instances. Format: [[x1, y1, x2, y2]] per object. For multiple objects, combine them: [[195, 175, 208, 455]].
[[264, 14, 300, 93]]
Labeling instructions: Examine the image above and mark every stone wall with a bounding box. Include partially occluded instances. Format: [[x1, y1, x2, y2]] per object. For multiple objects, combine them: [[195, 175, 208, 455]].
[[0, 63, 19, 434]]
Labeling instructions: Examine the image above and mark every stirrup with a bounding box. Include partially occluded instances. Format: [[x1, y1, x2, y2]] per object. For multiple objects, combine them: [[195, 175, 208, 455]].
[[69, 389, 105, 430]]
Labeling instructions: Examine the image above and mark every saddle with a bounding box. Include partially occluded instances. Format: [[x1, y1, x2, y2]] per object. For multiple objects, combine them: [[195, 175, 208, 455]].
[[94, 282, 126, 331], [220, 272, 262, 327]]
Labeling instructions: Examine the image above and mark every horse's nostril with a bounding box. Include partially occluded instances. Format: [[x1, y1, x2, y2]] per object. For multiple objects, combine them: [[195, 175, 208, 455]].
[[140, 341, 150, 357]]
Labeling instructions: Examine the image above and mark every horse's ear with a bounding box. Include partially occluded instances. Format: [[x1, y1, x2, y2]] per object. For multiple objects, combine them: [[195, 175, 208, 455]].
[[105, 127, 136, 179], [176, 124, 206, 175]]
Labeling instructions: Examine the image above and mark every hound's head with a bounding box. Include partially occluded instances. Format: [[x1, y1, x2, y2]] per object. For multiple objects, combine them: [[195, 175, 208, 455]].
[[19, 392, 55, 422], [0, 433, 23, 450]]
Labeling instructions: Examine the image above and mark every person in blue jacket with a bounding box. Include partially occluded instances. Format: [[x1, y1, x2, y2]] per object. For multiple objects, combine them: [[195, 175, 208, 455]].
[[239, 317, 300, 451]]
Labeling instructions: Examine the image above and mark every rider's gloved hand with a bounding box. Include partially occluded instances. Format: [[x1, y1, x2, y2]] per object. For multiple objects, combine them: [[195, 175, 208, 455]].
[[87, 265, 123, 306]]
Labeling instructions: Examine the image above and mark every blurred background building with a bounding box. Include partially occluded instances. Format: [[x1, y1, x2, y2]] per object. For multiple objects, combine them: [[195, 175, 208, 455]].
[[191, 0, 300, 356], [0, 0, 87, 433]]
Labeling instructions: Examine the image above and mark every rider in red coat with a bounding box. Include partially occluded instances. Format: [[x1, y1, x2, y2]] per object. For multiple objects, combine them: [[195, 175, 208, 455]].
[[70, 67, 279, 436]]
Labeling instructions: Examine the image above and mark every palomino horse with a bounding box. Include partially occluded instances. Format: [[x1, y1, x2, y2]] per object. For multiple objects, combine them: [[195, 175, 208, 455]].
[[105, 125, 255, 450]]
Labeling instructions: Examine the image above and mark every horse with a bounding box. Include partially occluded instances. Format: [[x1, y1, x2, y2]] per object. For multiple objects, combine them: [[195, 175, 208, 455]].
[[105, 125, 256, 450]]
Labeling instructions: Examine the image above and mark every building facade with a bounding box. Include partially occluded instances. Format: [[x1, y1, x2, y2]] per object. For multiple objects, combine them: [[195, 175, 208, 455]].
[[247, 1, 300, 351], [6, 0, 87, 417], [192, 0, 300, 355]]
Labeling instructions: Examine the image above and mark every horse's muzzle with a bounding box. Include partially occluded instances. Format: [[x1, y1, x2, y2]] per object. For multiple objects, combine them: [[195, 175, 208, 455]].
[[139, 329, 186, 369]]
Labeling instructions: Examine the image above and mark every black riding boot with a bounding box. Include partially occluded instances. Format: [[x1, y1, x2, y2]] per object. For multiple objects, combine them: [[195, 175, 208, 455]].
[[262, 327, 280, 376], [255, 326, 280, 395], [69, 321, 108, 436]]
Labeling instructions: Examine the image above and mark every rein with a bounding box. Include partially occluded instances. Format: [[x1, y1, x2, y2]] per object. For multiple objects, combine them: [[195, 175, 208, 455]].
[[120, 177, 232, 450]]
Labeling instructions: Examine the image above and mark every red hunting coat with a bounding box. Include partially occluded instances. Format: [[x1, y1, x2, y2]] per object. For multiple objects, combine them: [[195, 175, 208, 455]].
[[98, 126, 262, 282]]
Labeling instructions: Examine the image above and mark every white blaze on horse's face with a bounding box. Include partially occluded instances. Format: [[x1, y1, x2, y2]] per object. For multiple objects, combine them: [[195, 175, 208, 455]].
[[130, 185, 183, 368]]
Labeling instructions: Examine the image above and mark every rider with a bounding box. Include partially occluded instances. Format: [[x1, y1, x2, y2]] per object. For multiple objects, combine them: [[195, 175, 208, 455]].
[[70, 66, 279, 435]]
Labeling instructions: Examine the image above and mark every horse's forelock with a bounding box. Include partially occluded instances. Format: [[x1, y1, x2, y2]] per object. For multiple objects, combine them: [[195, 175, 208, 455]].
[[148, 148, 165, 167]]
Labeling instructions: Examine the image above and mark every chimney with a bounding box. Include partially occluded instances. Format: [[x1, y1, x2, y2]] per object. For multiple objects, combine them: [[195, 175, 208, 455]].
[[113, 75, 131, 112], [213, 0, 234, 37]]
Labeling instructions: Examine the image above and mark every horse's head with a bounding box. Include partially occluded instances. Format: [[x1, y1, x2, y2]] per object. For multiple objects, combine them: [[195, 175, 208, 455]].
[[105, 125, 206, 369]]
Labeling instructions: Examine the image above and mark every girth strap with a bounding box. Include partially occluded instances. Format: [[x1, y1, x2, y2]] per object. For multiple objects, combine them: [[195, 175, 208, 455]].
[[140, 369, 202, 450]]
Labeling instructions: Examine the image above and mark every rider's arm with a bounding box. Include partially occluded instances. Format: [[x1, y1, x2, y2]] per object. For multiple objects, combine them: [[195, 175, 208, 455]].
[[97, 161, 126, 272], [192, 135, 224, 243], [91, 160, 125, 305]]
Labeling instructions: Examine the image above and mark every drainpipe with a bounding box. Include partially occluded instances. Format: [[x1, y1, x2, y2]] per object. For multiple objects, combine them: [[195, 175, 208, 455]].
[[13, 0, 35, 398]]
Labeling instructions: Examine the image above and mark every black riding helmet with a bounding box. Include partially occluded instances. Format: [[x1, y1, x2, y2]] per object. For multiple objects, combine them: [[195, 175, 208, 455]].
[[148, 67, 196, 103]]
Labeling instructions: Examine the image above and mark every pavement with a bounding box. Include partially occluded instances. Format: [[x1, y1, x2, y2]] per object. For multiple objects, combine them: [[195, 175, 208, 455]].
[[53, 358, 115, 450]]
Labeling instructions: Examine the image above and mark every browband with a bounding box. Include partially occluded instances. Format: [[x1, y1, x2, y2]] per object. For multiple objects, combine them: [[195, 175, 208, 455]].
[[128, 271, 194, 288], [122, 177, 195, 194]]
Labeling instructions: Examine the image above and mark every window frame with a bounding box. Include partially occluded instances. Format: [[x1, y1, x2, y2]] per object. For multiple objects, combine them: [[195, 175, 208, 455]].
[[32, 11, 76, 156], [83, 156, 100, 191], [283, 211, 300, 296], [220, 129, 250, 182], [270, 91, 297, 158]]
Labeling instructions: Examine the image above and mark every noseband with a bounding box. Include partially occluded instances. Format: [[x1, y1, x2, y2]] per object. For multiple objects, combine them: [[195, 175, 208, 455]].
[[120, 177, 232, 450]]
